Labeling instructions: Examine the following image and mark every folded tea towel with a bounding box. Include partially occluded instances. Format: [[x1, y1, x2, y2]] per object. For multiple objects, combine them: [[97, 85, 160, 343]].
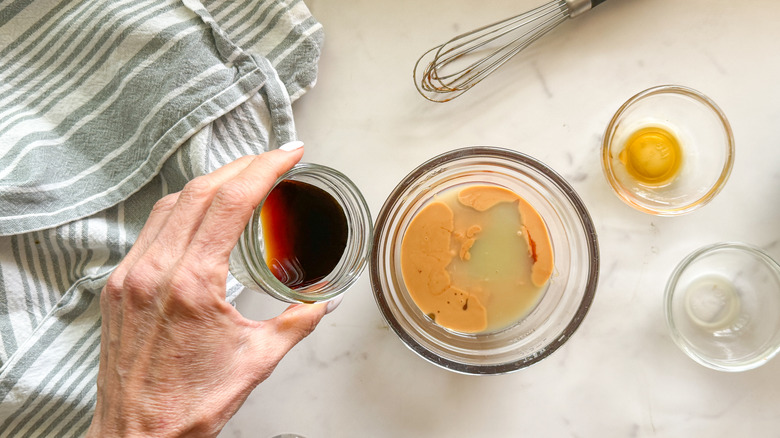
[[0, 0, 323, 435]]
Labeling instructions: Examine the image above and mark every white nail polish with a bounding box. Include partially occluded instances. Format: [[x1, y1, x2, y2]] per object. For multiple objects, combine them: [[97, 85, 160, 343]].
[[279, 141, 304, 152], [325, 295, 344, 314]]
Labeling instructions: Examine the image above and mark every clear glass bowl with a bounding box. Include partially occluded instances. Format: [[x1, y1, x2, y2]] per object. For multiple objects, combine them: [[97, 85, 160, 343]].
[[230, 163, 373, 304], [602, 85, 735, 216], [370, 147, 600, 374], [665, 243, 780, 372]]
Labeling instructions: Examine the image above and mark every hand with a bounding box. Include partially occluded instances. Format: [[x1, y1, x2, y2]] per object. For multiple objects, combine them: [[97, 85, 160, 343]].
[[88, 147, 330, 437]]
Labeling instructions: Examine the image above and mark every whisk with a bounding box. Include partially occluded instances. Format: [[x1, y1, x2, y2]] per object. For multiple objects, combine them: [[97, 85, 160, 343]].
[[414, 0, 607, 102]]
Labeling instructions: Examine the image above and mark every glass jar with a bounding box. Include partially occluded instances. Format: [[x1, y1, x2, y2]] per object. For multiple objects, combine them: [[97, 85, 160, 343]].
[[230, 163, 372, 304]]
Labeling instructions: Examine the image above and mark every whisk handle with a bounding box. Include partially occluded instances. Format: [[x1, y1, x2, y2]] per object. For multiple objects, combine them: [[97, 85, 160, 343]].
[[566, 0, 607, 18]]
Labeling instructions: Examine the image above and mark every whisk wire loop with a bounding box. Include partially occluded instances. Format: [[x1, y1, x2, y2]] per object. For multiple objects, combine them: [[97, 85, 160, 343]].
[[414, 0, 580, 102], [450, 11, 568, 89]]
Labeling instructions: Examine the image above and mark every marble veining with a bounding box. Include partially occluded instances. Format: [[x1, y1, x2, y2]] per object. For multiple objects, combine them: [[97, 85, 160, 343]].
[[222, 0, 780, 436]]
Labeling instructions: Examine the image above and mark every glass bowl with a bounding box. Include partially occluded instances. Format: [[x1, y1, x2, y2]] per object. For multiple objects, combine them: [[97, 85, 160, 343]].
[[370, 147, 600, 374], [602, 85, 734, 216], [665, 243, 780, 372]]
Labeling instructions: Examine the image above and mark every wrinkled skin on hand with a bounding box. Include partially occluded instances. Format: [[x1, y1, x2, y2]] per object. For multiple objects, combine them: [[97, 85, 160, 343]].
[[87, 148, 329, 437]]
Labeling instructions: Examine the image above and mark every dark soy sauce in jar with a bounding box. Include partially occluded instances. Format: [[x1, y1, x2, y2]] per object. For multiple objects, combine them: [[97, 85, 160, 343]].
[[259, 180, 348, 289]]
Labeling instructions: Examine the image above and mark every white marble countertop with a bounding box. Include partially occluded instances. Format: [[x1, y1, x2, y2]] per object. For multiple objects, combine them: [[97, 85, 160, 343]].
[[223, 0, 780, 436]]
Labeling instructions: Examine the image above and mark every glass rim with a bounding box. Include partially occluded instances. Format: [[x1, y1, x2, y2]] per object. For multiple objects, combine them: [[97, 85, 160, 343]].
[[370, 146, 600, 374], [237, 162, 373, 303], [601, 84, 736, 216], [664, 241, 780, 372]]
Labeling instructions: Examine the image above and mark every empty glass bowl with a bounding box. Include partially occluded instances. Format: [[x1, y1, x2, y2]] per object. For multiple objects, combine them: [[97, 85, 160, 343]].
[[371, 147, 599, 374], [602, 85, 735, 216], [665, 243, 780, 372]]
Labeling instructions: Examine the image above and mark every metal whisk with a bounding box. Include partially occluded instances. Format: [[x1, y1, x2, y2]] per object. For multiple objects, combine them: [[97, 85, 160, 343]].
[[414, 0, 607, 102]]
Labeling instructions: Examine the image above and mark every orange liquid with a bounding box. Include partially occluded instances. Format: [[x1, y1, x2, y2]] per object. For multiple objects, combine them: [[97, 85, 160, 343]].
[[400, 184, 553, 333], [619, 126, 683, 186], [260, 180, 348, 289]]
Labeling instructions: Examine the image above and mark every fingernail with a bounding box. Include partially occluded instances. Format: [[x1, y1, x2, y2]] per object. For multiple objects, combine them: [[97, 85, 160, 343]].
[[279, 141, 304, 152], [325, 295, 344, 314]]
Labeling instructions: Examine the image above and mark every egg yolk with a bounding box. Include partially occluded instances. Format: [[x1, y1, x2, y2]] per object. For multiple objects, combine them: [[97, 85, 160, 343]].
[[618, 126, 682, 185]]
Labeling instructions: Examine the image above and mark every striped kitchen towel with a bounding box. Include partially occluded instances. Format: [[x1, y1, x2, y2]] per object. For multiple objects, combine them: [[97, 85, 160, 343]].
[[0, 0, 323, 435]]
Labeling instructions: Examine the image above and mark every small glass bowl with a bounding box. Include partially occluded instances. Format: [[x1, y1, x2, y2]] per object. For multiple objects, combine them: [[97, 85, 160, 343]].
[[371, 147, 600, 374], [665, 243, 780, 372], [602, 85, 735, 216], [230, 163, 373, 304]]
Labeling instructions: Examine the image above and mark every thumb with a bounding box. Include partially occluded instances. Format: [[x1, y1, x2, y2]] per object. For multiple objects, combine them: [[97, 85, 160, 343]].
[[250, 302, 328, 368]]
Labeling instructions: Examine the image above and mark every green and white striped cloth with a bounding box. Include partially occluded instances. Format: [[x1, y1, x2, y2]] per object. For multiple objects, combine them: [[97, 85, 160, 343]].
[[0, 0, 323, 435]]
